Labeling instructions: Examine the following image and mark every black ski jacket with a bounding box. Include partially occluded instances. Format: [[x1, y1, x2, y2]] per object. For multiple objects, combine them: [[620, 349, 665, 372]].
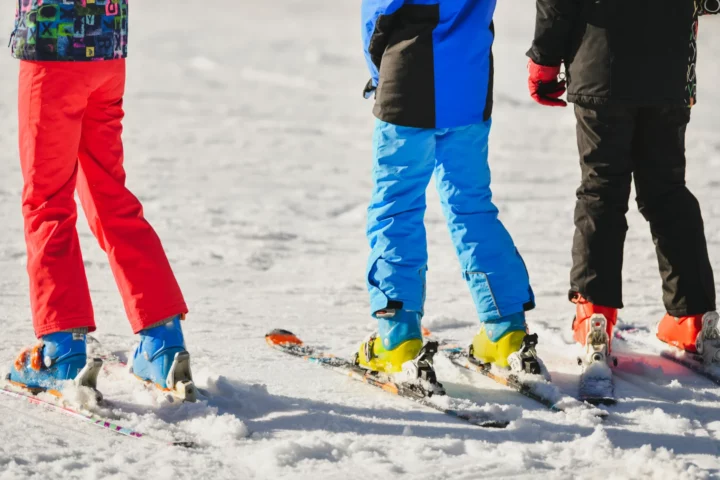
[[527, 0, 719, 107]]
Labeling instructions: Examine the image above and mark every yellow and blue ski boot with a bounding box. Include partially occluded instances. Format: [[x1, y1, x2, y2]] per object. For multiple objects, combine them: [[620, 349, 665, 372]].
[[355, 309, 423, 374], [470, 312, 542, 375]]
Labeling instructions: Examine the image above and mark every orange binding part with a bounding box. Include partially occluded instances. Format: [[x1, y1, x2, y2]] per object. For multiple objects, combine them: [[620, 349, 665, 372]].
[[47, 389, 63, 398], [265, 330, 303, 347]]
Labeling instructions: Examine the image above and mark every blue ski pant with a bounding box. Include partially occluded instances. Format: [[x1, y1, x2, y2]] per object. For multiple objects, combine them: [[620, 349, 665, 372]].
[[367, 119, 535, 323]]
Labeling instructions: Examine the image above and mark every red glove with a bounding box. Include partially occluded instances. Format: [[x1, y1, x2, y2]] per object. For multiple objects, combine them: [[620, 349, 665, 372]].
[[528, 60, 567, 107]]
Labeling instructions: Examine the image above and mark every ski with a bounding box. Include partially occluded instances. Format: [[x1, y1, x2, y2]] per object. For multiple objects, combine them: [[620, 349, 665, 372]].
[[429, 334, 608, 416], [658, 350, 720, 386], [265, 329, 510, 429], [0, 382, 196, 447], [615, 326, 720, 387]]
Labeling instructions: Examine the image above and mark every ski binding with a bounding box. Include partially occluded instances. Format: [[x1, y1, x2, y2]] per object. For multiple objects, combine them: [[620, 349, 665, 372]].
[[578, 314, 616, 406]]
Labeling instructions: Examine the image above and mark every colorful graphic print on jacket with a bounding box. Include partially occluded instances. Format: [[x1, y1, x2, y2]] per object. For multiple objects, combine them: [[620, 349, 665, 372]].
[[689, 0, 720, 105], [11, 0, 128, 61]]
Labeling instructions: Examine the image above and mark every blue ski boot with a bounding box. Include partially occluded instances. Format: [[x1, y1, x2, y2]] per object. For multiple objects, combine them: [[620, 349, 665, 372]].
[[131, 315, 196, 402], [9, 330, 102, 398]]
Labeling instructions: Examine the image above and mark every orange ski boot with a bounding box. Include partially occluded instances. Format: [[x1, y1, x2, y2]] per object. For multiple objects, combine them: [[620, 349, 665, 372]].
[[572, 295, 618, 404], [571, 294, 618, 350], [656, 314, 703, 353]]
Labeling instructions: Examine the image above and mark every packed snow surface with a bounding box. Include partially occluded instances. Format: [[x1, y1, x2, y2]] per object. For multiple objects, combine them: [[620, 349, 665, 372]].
[[1, 1, 720, 479]]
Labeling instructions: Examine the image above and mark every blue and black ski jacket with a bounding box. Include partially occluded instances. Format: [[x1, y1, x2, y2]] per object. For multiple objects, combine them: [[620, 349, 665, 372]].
[[362, 0, 497, 129]]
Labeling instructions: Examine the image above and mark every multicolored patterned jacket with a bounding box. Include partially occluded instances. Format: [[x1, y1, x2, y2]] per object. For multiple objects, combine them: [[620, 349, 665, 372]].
[[10, 0, 128, 61]]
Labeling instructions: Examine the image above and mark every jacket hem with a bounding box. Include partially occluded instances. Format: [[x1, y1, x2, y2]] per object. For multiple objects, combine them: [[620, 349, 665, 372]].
[[568, 94, 690, 108], [13, 54, 128, 62], [372, 111, 489, 130]]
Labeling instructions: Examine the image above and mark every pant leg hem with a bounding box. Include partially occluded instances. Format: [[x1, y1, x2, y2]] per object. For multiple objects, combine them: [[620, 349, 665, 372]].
[[569, 290, 624, 309], [666, 306, 717, 317], [35, 317, 97, 339], [129, 301, 189, 334], [370, 297, 422, 316], [477, 302, 528, 323]]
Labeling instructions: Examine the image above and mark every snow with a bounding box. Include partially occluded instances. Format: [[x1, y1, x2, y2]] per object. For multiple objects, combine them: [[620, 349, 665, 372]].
[[0, 1, 719, 478]]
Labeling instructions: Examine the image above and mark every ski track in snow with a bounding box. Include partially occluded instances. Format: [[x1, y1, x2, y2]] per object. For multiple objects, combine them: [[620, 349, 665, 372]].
[[1, 1, 720, 478]]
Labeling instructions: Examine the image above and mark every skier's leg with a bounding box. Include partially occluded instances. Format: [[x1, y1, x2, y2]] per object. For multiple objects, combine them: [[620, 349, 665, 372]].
[[74, 61, 193, 399], [18, 61, 95, 338], [435, 119, 533, 321], [75, 60, 188, 334], [632, 106, 717, 352], [12, 61, 95, 392], [434, 120, 535, 370], [357, 120, 435, 374], [570, 105, 636, 346]]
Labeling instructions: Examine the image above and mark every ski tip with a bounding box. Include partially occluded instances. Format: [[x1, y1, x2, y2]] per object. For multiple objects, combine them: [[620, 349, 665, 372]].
[[481, 420, 510, 429], [582, 397, 617, 407], [422, 327, 432, 338], [265, 329, 303, 347], [173, 441, 198, 449]]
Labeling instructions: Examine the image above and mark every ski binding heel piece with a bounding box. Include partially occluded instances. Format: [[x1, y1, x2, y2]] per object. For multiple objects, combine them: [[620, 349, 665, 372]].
[[400, 341, 445, 396], [75, 358, 103, 401], [507, 333, 542, 375], [578, 314, 617, 367], [695, 312, 720, 365], [587, 314, 608, 363], [363, 333, 378, 363], [167, 352, 197, 403]]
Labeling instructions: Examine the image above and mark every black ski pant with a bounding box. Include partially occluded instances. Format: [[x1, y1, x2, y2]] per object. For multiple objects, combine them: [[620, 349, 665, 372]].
[[570, 104, 716, 316]]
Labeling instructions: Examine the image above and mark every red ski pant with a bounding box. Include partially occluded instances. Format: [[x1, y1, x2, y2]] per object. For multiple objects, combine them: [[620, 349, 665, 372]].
[[18, 60, 187, 338]]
